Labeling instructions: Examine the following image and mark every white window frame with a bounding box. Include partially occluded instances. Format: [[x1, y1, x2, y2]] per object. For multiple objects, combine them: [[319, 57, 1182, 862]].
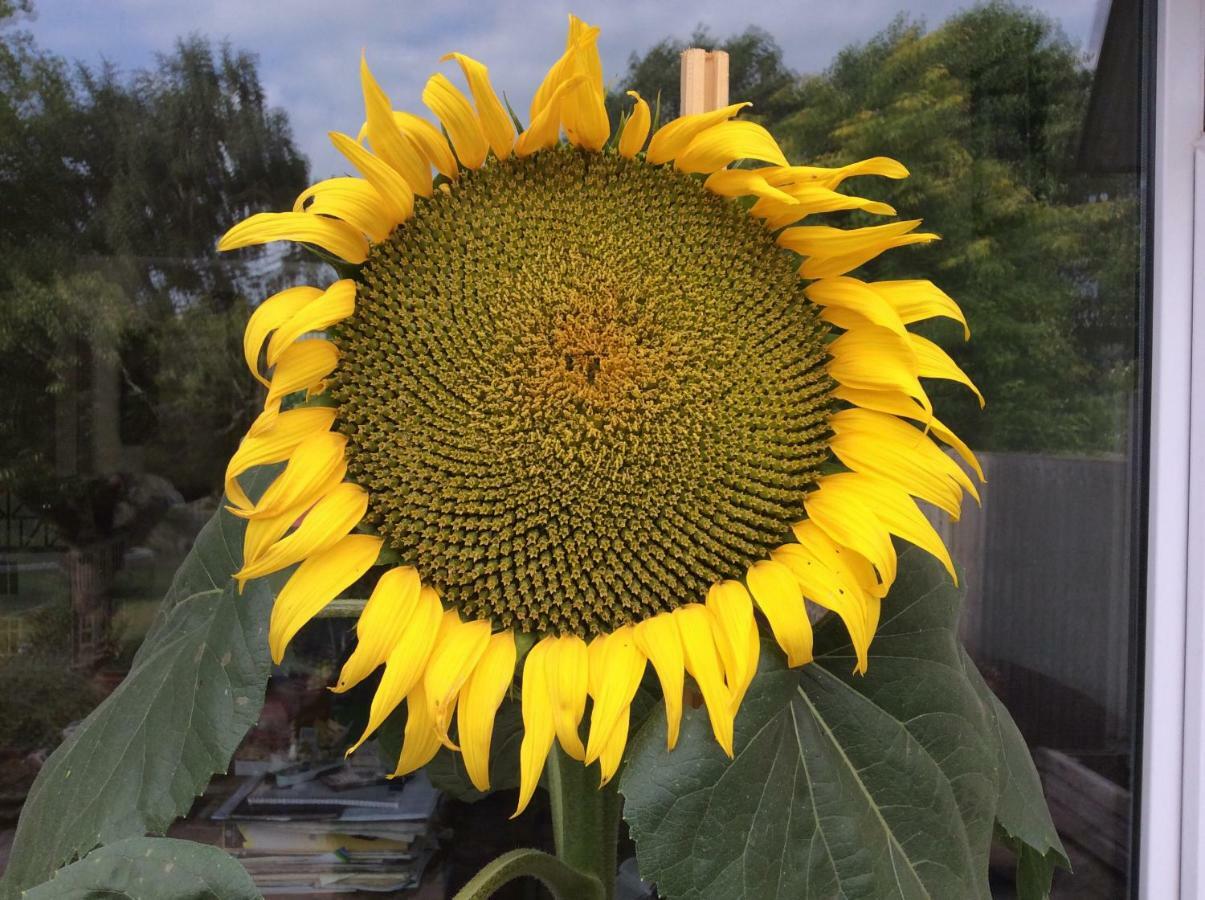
[[1141, 0, 1205, 895]]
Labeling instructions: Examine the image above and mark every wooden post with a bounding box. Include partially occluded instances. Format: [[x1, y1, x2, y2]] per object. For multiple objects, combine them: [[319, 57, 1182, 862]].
[[680, 48, 730, 115]]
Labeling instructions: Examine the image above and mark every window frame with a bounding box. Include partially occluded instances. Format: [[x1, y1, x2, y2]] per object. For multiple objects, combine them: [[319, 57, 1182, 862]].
[[1139, 0, 1205, 895]]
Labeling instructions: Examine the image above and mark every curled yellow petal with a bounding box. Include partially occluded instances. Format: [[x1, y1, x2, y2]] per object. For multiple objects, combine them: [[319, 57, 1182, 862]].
[[391, 679, 443, 777], [232, 430, 347, 521], [332, 566, 421, 693], [293, 177, 392, 244], [778, 220, 937, 279], [674, 120, 788, 174], [674, 604, 734, 757], [907, 332, 984, 407], [805, 277, 908, 337], [224, 406, 336, 510], [871, 279, 970, 339], [268, 533, 381, 664], [235, 482, 368, 585], [243, 287, 322, 386], [423, 73, 488, 170], [515, 75, 584, 157], [705, 580, 759, 712], [618, 90, 651, 159], [348, 585, 443, 754], [424, 615, 493, 749], [597, 707, 629, 787], [218, 212, 369, 264], [514, 637, 557, 817], [360, 54, 431, 196], [458, 630, 517, 792], [584, 626, 645, 765], [633, 612, 684, 750], [329, 131, 415, 225], [262, 339, 340, 416], [745, 560, 813, 668], [266, 280, 356, 368], [391, 110, 459, 179], [804, 481, 898, 588], [645, 102, 750, 166], [827, 325, 931, 415], [442, 52, 515, 159]]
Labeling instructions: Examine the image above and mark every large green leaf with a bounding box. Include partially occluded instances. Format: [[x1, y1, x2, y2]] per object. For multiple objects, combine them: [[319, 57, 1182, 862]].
[[620, 547, 1063, 900], [0, 470, 277, 899], [23, 837, 259, 900]]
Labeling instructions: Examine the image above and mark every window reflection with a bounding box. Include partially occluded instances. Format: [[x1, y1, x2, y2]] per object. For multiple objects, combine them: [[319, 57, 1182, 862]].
[[0, 1, 1147, 896]]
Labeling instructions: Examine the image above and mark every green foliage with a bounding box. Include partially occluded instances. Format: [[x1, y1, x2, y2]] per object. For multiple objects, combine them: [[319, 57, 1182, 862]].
[[0, 6, 310, 494], [0, 468, 276, 899], [619, 547, 1066, 900], [23, 837, 259, 900], [613, 3, 1138, 454]]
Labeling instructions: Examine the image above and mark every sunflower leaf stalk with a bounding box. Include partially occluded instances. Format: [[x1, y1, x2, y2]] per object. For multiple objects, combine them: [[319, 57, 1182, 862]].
[[547, 746, 621, 900]]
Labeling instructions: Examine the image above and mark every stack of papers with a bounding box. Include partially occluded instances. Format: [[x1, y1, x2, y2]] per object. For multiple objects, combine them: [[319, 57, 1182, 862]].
[[212, 765, 441, 895]]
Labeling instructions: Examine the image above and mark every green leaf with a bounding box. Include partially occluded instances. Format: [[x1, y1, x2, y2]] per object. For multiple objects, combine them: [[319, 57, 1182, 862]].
[[0, 469, 278, 899], [620, 547, 1060, 900], [23, 837, 259, 900]]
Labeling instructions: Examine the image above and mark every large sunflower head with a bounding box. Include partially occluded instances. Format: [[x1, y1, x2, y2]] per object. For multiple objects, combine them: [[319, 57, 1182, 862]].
[[219, 15, 983, 816]]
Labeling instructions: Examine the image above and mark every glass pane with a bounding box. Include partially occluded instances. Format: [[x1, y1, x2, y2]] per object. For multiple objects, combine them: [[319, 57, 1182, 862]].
[[1, 1, 1148, 896]]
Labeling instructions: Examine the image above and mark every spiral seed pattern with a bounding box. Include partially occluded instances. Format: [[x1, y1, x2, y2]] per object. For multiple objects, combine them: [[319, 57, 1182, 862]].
[[332, 148, 834, 636]]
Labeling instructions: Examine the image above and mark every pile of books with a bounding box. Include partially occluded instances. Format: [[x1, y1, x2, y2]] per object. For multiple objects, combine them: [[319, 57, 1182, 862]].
[[212, 761, 440, 895]]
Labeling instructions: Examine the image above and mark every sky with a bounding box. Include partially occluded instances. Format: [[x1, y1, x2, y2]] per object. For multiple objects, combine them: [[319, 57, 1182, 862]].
[[19, 0, 1106, 179]]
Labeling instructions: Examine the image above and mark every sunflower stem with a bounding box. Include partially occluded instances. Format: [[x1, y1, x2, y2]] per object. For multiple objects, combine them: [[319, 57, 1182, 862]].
[[450, 848, 604, 900], [546, 745, 620, 900]]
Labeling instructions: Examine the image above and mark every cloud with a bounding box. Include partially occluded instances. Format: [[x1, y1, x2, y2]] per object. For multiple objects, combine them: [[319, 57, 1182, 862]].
[[23, 0, 1101, 179]]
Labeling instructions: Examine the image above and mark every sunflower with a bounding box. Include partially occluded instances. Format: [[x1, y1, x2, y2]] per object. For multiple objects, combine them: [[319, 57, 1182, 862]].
[[218, 15, 982, 817]]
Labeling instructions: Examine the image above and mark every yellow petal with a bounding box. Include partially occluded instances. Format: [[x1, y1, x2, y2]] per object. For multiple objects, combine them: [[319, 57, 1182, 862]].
[[268, 533, 381, 664], [753, 184, 897, 230], [515, 75, 584, 157], [329, 130, 415, 225], [831, 385, 984, 482], [597, 707, 629, 787], [235, 482, 368, 585], [218, 212, 368, 264], [778, 220, 937, 279], [530, 16, 600, 123], [704, 168, 798, 204], [584, 626, 645, 765], [674, 604, 734, 757], [332, 566, 421, 693], [805, 277, 907, 337], [745, 560, 813, 667], [771, 541, 871, 673], [224, 407, 336, 510], [827, 325, 931, 414], [829, 407, 979, 514], [705, 580, 759, 712], [442, 52, 515, 159], [348, 585, 443, 754], [674, 120, 789, 174], [458, 630, 518, 791], [562, 75, 609, 151], [232, 430, 347, 521], [293, 177, 392, 244], [514, 637, 557, 817], [545, 635, 589, 760], [424, 615, 493, 749], [243, 287, 322, 386], [763, 157, 910, 189], [804, 481, 898, 587], [633, 613, 684, 750], [390, 111, 459, 179], [265, 280, 356, 368], [618, 90, 651, 159], [360, 55, 431, 197], [262, 339, 340, 417], [907, 333, 984, 407], [423, 73, 488, 170], [645, 102, 751, 166], [391, 679, 443, 777], [870, 279, 970, 339], [819, 473, 956, 582]]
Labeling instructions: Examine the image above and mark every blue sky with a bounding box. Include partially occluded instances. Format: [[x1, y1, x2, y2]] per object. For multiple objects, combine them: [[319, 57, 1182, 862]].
[[20, 0, 1105, 179]]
